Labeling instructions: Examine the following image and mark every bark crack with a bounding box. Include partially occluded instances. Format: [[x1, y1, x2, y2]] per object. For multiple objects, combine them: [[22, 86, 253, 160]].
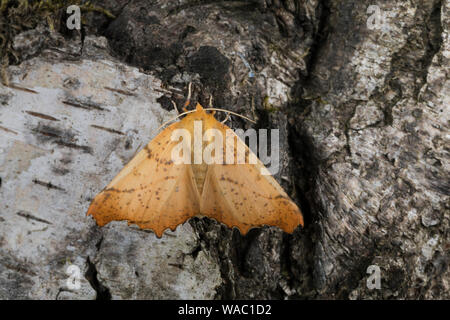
[[85, 256, 111, 300]]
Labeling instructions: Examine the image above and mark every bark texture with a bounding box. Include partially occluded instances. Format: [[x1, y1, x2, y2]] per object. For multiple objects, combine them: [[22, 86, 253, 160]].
[[0, 0, 448, 299]]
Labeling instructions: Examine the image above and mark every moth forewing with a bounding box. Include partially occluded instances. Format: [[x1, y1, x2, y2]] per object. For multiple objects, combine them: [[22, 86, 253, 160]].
[[87, 103, 304, 237]]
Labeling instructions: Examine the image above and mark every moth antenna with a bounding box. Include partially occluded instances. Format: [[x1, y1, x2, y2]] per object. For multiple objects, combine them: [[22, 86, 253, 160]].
[[156, 106, 256, 133], [205, 108, 256, 124], [156, 109, 197, 132], [132, 142, 143, 158], [183, 82, 192, 111]]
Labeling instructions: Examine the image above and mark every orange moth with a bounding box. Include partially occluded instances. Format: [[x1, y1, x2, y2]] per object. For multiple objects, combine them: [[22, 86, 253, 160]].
[[87, 103, 304, 237]]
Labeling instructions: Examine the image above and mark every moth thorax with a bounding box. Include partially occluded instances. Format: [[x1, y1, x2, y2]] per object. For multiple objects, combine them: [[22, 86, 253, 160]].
[[191, 163, 208, 195]]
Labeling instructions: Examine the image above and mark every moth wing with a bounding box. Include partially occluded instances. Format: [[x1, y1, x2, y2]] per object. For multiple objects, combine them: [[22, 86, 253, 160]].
[[200, 122, 303, 235], [87, 122, 201, 237]]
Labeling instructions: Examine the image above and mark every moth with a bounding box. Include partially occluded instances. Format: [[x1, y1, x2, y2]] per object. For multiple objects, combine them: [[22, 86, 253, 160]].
[[87, 103, 304, 237]]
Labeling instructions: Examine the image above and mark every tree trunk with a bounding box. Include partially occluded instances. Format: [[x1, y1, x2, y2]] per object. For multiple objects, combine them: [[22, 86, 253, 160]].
[[0, 0, 448, 299]]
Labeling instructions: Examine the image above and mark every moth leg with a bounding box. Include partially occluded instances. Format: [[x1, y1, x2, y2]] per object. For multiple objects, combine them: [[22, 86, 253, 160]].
[[171, 100, 179, 114], [208, 95, 213, 108], [183, 82, 192, 112], [208, 95, 216, 115], [221, 112, 230, 124]]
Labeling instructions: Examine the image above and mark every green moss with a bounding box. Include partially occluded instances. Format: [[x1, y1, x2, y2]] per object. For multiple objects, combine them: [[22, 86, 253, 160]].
[[263, 95, 279, 113], [0, 0, 114, 84]]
